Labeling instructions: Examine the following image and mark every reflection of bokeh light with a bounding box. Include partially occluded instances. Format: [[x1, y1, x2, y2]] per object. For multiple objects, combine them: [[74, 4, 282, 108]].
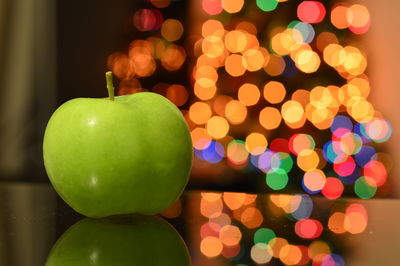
[[295, 219, 323, 239], [241, 207, 263, 228], [251, 243, 273, 264], [328, 212, 346, 234], [219, 225, 242, 246], [201, 193, 223, 218], [200, 236, 223, 257], [200, 222, 221, 238], [221, 244, 241, 258], [223, 192, 246, 210], [210, 212, 232, 227], [160, 198, 182, 218], [290, 194, 313, 220], [194, 191, 371, 264], [344, 203, 368, 234]]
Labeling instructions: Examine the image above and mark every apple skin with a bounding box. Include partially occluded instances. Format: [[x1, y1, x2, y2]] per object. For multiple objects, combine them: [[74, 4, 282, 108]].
[[43, 92, 192, 217], [46, 215, 191, 266]]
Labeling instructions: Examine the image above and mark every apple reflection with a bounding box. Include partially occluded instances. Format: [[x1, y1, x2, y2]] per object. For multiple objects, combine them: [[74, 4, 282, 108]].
[[46, 215, 191, 266]]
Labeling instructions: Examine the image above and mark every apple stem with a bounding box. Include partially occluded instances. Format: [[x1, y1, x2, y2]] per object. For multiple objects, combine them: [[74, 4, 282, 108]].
[[105, 71, 115, 101]]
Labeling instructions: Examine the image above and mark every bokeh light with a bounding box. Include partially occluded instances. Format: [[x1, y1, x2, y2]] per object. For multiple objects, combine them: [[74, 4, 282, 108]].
[[266, 168, 289, 190], [189, 102, 212, 125], [221, 0, 244, 14], [263, 81, 286, 104], [259, 107, 282, 130], [206, 116, 230, 139], [202, 0, 223, 15], [133, 8, 163, 32], [238, 83, 260, 106], [297, 1, 326, 24], [256, 0, 279, 12], [108, 0, 392, 222], [225, 100, 248, 124], [303, 169, 326, 193], [245, 133, 268, 155], [322, 177, 344, 199]]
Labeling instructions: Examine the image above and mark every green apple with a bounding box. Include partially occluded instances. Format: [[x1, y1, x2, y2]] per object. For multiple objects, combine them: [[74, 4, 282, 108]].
[[43, 72, 192, 217], [46, 215, 191, 266]]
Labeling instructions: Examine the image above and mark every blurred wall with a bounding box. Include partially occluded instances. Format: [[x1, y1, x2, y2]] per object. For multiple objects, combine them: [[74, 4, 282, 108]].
[[0, 0, 135, 180], [0, 0, 56, 179], [364, 0, 400, 196]]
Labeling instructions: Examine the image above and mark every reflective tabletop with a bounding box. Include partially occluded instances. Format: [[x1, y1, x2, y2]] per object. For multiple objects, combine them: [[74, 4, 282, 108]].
[[0, 182, 399, 266]]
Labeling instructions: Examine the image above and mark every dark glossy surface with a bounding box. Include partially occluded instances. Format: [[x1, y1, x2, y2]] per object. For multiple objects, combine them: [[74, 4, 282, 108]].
[[0, 181, 399, 266]]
